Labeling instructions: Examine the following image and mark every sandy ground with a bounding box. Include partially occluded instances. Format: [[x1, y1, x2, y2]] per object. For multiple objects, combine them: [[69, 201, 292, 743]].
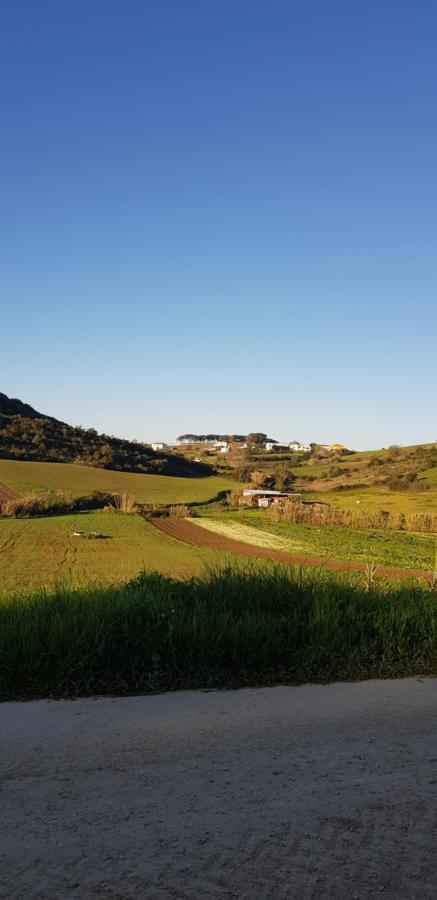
[[151, 517, 431, 582], [1, 679, 437, 899]]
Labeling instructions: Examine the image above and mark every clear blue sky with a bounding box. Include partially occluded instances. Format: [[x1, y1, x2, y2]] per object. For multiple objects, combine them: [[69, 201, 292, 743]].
[[1, 0, 436, 449]]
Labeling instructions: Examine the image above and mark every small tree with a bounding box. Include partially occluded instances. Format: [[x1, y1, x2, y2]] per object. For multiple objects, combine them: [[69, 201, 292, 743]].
[[247, 432, 268, 446], [275, 468, 295, 491]]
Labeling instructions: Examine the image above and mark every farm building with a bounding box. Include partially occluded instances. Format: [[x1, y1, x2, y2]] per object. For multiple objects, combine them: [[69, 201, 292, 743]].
[[151, 442, 168, 451], [242, 489, 302, 508]]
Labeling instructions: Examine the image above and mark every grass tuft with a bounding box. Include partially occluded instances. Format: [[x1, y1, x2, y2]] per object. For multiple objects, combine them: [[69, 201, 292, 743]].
[[1, 564, 437, 700]]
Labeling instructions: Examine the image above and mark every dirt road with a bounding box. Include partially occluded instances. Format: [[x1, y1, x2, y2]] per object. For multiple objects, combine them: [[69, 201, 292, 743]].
[[2, 678, 437, 898], [151, 516, 430, 582]]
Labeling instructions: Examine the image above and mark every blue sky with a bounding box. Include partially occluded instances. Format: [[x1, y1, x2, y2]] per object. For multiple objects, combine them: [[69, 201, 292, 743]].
[[1, 0, 436, 449]]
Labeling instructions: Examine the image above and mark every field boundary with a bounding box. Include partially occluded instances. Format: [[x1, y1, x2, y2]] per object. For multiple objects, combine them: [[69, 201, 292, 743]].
[[151, 516, 432, 582]]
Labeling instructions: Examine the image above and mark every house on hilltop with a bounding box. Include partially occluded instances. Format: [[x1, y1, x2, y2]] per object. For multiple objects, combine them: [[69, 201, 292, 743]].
[[288, 441, 311, 453], [151, 442, 168, 451]]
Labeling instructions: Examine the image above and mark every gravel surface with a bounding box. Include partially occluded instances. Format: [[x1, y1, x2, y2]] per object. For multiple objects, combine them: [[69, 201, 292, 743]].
[[1, 678, 437, 898]]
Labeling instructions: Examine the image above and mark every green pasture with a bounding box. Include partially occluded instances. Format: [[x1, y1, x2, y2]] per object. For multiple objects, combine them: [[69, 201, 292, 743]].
[[0, 459, 236, 505], [307, 485, 437, 514]]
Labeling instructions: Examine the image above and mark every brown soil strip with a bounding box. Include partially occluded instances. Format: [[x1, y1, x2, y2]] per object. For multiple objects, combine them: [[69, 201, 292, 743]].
[[0, 480, 19, 502], [151, 516, 430, 582]]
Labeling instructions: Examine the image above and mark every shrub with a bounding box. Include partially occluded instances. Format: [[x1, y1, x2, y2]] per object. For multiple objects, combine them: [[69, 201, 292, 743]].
[[226, 489, 244, 510]]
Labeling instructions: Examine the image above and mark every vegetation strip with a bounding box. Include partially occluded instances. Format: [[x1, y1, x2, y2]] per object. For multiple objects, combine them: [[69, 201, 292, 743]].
[[2, 566, 437, 700], [152, 517, 433, 582]]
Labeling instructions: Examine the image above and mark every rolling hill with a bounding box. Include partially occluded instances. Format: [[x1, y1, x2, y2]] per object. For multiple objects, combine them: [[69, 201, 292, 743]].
[[0, 393, 211, 478]]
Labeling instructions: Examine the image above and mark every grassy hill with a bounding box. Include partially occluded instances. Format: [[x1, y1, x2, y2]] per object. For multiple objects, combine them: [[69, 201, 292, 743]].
[[0, 459, 236, 505], [292, 445, 437, 514], [213, 442, 437, 515], [0, 392, 211, 478]]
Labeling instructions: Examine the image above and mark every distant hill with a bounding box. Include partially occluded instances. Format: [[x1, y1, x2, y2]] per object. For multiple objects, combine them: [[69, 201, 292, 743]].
[[0, 393, 212, 478], [0, 392, 59, 422]]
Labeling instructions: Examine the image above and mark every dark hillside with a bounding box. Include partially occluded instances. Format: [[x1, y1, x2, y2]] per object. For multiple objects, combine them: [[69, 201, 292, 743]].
[[0, 394, 212, 477], [0, 393, 59, 421]]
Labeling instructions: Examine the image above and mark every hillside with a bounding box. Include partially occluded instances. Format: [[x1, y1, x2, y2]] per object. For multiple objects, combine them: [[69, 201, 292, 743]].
[[200, 440, 437, 514], [0, 393, 211, 478]]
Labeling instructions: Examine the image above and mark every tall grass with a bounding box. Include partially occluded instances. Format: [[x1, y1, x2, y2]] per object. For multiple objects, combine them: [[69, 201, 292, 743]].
[[268, 499, 437, 534], [168, 503, 189, 518], [0, 491, 136, 517], [110, 493, 135, 514], [1, 565, 437, 700]]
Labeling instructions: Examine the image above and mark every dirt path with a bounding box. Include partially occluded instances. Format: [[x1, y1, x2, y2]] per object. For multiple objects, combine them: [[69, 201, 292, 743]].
[[2, 679, 437, 899], [0, 479, 19, 502], [151, 516, 430, 582]]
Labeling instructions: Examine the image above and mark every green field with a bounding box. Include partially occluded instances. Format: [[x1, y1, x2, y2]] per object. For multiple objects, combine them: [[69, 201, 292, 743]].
[[1, 456, 436, 595], [0, 459, 236, 505], [307, 486, 437, 514], [199, 509, 437, 571], [0, 511, 228, 593]]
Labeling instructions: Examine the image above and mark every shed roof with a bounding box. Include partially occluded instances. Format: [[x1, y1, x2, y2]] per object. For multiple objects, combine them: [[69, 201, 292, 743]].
[[242, 489, 291, 497]]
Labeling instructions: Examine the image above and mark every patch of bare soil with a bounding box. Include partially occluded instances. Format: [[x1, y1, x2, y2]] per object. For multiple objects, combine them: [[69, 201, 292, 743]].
[[152, 517, 429, 582], [1, 679, 437, 899]]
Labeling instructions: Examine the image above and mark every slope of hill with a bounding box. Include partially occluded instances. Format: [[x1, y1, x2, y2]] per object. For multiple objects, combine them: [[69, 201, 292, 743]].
[[0, 459, 235, 505], [0, 393, 211, 478], [0, 392, 59, 421]]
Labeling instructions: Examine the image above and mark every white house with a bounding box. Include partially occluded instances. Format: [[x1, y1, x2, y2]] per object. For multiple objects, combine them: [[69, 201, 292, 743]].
[[288, 441, 311, 453], [151, 442, 168, 451]]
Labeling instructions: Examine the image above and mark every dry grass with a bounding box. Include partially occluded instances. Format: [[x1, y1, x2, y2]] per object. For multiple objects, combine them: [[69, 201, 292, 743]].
[[0, 491, 73, 517], [169, 504, 189, 518], [110, 493, 136, 514], [0, 490, 135, 518], [268, 499, 437, 534]]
